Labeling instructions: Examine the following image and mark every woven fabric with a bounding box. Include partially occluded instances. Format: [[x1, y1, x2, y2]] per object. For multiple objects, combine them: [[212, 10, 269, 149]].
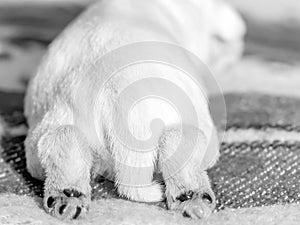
[[210, 141, 300, 210], [1, 105, 300, 211]]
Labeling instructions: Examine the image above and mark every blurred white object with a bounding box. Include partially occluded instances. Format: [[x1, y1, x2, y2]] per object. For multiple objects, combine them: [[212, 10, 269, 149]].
[[23, 0, 245, 220]]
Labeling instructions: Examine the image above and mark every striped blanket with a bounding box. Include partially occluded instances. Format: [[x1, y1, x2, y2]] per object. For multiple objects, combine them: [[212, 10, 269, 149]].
[[0, 1, 300, 224]]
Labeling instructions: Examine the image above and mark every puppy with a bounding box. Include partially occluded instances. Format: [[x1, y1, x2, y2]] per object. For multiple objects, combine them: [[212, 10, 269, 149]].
[[24, 0, 245, 220]]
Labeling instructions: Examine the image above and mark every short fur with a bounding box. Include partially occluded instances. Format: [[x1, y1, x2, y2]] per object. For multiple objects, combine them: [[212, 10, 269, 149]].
[[24, 0, 245, 220]]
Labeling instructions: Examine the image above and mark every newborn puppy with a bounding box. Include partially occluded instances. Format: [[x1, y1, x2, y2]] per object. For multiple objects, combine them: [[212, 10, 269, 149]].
[[24, 0, 245, 220]]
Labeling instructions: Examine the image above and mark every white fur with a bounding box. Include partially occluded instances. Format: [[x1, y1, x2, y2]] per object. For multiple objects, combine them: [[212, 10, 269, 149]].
[[24, 0, 245, 208]]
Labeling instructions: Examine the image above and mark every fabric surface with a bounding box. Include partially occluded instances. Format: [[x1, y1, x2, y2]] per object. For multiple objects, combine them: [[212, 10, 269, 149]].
[[1, 1, 300, 224], [1, 194, 300, 225], [1, 93, 300, 211]]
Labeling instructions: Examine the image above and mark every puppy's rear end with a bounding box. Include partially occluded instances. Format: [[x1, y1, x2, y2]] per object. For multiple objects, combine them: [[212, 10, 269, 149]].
[[24, 0, 245, 220]]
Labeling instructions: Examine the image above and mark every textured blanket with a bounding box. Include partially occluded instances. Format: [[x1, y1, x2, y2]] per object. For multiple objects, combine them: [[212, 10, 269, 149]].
[[0, 1, 300, 224]]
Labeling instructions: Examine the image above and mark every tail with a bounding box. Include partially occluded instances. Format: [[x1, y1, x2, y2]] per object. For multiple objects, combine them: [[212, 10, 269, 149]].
[[118, 182, 164, 203]]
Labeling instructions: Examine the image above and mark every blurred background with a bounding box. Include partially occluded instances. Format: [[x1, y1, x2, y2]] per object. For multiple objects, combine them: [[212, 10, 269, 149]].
[[1, 1, 300, 222], [0, 0, 300, 96]]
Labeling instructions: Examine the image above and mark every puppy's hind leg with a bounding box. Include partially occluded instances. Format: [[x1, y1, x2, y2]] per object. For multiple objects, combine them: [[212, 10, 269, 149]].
[[158, 125, 219, 219], [25, 126, 46, 180], [37, 123, 92, 220]]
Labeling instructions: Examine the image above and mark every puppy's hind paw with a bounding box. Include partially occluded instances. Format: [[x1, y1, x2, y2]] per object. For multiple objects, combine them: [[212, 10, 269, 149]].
[[44, 189, 90, 220], [170, 188, 216, 219]]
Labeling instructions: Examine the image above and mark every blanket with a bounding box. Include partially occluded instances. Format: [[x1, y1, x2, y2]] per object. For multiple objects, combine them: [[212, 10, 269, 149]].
[[0, 1, 300, 224]]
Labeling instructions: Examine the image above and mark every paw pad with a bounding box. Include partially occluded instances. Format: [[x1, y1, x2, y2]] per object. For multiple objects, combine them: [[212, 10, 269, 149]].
[[201, 192, 213, 204], [174, 190, 216, 219], [46, 196, 56, 208], [44, 189, 89, 220], [58, 204, 67, 215], [73, 207, 82, 219]]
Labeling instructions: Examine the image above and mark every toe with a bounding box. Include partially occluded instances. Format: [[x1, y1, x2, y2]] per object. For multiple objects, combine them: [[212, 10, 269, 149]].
[[73, 206, 82, 219], [184, 203, 211, 219], [45, 196, 57, 210], [53, 198, 86, 220], [180, 190, 216, 219], [191, 205, 205, 219], [43, 190, 89, 220], [193, 203, 212, 219]]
